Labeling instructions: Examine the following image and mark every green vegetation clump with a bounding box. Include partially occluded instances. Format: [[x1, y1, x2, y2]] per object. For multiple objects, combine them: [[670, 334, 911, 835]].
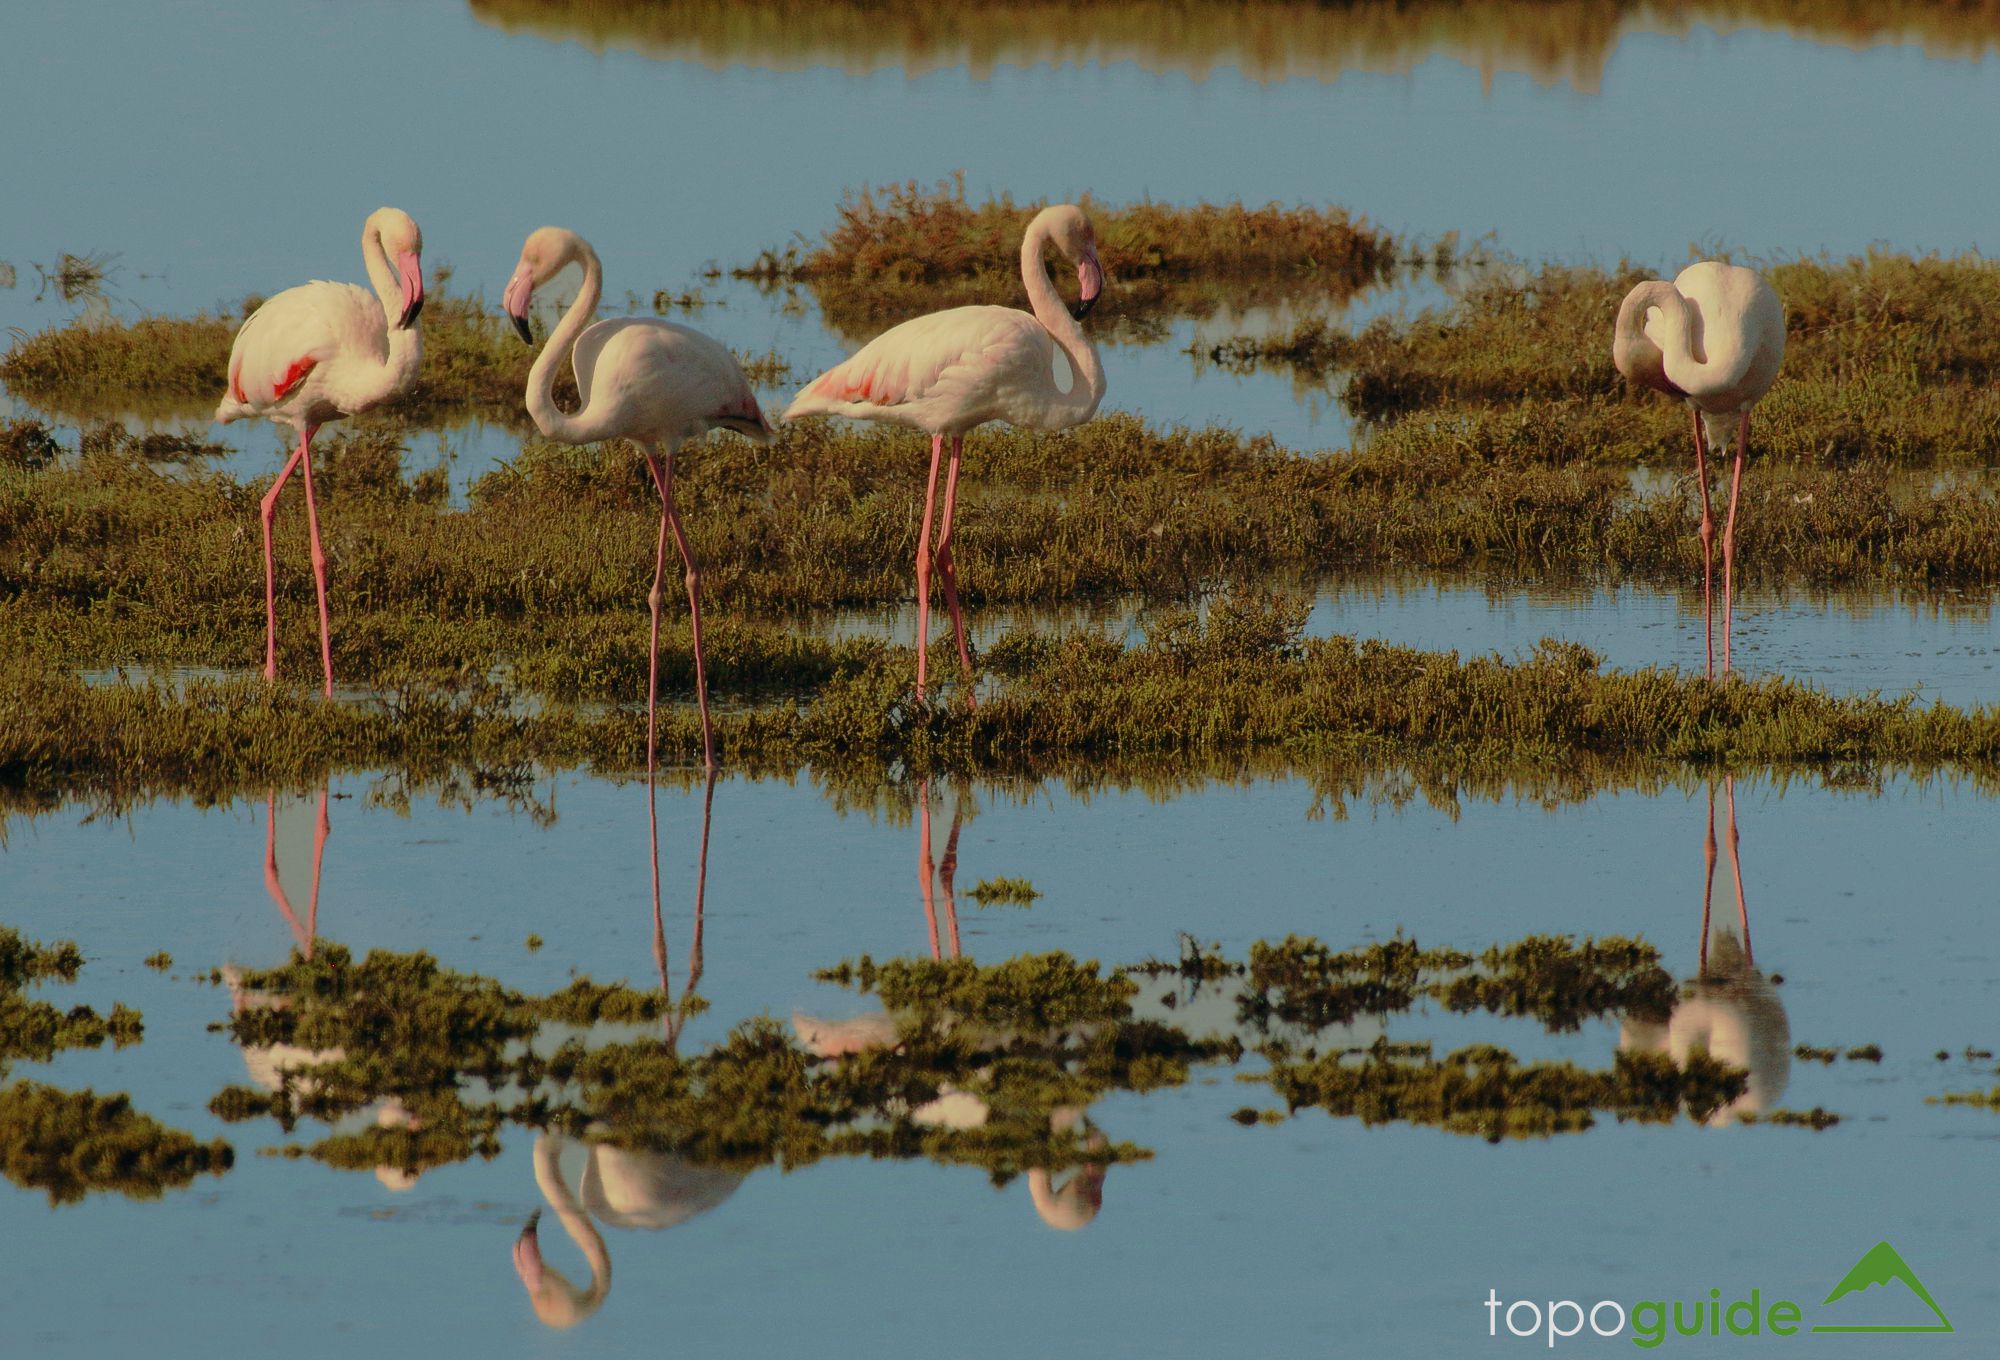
[[144, 951, 173, 972], [1795, 1044, 1838, 1063], [1739, 1107, 1841, 1129], [968, 876, 1041, 906], [0, 927, 83, 989], [0, 1082, 232, 1205], [1238, 932, 1673, 1032], [737, 174, 1404, 342], [1843, 1044, 1882, 1062], [0, 927, 142, 1074], [1927, 1088, 2000, 1110], [1258, 1039, 1748, 1141]]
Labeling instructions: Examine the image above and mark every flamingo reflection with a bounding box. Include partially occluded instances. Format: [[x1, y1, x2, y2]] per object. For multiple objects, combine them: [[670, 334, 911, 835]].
[[225, 782, 425, 1189], [1620, 778, 1790, 1125], [794, 781, 1110, 1230], [514, 771, 744, 1329]]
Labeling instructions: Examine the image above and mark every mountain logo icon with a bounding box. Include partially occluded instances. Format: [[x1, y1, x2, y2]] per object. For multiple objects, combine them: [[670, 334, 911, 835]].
[[1810, 1241, 1953, 1334]]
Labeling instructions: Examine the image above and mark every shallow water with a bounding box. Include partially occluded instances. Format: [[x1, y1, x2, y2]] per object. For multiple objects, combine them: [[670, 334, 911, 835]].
[[4, 771, 2000, 1356]]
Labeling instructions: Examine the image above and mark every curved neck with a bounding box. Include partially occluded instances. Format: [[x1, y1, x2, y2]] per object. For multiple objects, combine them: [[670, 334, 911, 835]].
[[531, 1135, 611, 1315], [526, 240, 605, 442], [334, 222, 422, 409], [1020, 223, 1105, 422], [1612, 281, 1684, 398]]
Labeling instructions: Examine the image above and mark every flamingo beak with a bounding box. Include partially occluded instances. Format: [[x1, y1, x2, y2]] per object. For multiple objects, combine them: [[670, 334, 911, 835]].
[[503, 264, 536, 345], [395, 251, 425, 329], [1070, 248, 1103, 321], [512, 1210, 545, 1291]]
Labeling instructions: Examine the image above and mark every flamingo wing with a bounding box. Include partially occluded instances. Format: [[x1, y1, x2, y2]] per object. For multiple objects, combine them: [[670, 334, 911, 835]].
[[783, 306, 1047, 429], [572, 318, 774, 445], [218, 281, 385, 422], [1665, 263, 1785, 413]]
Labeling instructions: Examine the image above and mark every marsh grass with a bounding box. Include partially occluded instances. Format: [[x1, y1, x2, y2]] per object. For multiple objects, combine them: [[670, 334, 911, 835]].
[[9, 593, 2000, 811], [0, 286, 784, 424], [0, 1082, 233, 1205], [9, 412, 2000, 708], [736, 174, 1409, 343], [1208, 251, 2000, 466]]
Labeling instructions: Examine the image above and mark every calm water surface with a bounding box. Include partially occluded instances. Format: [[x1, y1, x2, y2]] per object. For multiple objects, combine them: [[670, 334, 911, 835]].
[[5, 772, 2000, 1356]]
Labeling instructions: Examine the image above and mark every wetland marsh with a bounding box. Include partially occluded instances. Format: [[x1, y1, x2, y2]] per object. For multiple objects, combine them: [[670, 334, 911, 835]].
[[7, 0, 2000, 1355]]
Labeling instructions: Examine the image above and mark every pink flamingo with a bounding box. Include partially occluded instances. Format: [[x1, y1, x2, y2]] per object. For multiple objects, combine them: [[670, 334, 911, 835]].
[[783, 204, 1107, 704], [503, 227, 773, 773], [1613, 261, 1785, 677], [215, 207, 427, 697]]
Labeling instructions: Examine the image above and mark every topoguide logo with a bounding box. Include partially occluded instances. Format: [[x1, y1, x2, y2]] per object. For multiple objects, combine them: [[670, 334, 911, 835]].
[[1483, 1242, 1953, 1348]]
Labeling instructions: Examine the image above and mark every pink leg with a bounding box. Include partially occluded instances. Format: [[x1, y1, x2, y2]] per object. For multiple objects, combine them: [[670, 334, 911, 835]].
[[645, 446, 715, 773], [656, 768, 717, 1052], [1723, 775, 1752, 966], [296, 430, 334, 697], [917, 781, 941, 960], [935, 435, 977, 710], [306, 783, 329, 951], [914, 435, 946, 702], [939, 792, 963, 958], [1721, 414, 1748, 674], [642, 451, 673, 774], [1698, 782, 1718, 977], [1690, 407, 1715, 681], [648, 770, 669, 1003], [258, 430, 312, 681]]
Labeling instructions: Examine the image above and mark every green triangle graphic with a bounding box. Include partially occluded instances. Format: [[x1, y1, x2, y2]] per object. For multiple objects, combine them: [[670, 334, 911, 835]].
[[1810, 1241, 1954, 1334]]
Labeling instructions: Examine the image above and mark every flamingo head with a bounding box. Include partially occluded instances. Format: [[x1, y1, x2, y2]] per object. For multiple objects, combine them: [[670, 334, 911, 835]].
[[1612, 279, 1686, 398], [368, 208, 425, 331], [504, 226, 581, 346], [512, 1210, 546, 1292], [1035, 204, 1104, 321]]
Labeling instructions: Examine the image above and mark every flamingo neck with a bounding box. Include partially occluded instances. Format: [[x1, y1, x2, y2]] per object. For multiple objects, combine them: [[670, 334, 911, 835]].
[[530, 1135, 612, 1317], [1612, 281, 1684, 399], [340, 221, 423, 410], [526, 238, 605, 443], [1019, 221, 1105, 424]]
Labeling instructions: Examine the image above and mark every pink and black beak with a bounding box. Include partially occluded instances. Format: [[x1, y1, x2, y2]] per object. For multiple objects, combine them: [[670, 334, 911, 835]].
[[1070, 247, 1104, 322], [396, 251, 425, 330], [513, 1210, 545, 1291], [503, 263, 536, 345]]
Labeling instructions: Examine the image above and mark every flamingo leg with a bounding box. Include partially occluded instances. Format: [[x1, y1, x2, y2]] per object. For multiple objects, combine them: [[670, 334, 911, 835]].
[[1690, 406, 1715, 680], [934, 435, 977, 709], [258, 428, 313, 682], [295, 429, 335, 698], [1723, 775, 1752, 966], [306, 782, 329, 952], [914, 435, 945, 702], [1721, 413, 1748, 674], [644, 445, 715, 774], [917, 781, 941, 960], [939, 791, 963, 959], [1698, 781, 1718, 977]]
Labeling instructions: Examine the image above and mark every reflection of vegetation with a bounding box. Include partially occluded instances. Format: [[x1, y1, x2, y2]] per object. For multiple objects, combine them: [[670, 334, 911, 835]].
[[736, 176, 1408, 343], [466, 0, 2000, 90], [9, 594, 2000, 808], [1208, 252, 2000, 466], [0, 1083, 233, 1205], [1927, 1087, 2000, 1110]]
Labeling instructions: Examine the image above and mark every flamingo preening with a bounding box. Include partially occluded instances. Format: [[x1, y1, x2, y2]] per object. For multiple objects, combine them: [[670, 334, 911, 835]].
[[1618, 778, 1790, 1126], [1613, 261, 1785, 677], [215, 207, 427, 697], [504, 227, 774, 774], [784, 204, 1108, 703]]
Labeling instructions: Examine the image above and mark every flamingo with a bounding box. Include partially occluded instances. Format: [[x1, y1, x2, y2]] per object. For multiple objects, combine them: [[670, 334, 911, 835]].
[[783, 203, 1108, 704], [503, 227, 774, 774], [1613, 261, 1785, 677], [215, 207, 427, 697], [1618, 778, 1790, 1126]]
